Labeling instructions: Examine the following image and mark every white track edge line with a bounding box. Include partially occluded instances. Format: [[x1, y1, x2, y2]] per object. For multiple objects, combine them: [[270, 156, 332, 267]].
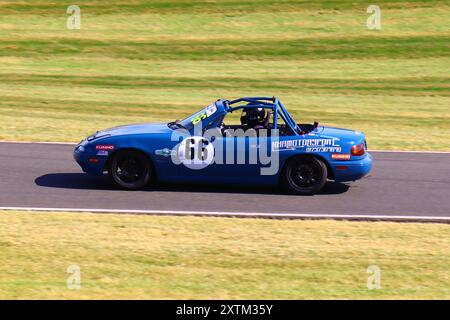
[[1, 206, 449, 222], [0, 141, 449, 153]]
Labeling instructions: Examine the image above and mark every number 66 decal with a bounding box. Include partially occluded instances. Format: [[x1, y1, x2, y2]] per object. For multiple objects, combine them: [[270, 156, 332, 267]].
[[177, 136, 214, 170]]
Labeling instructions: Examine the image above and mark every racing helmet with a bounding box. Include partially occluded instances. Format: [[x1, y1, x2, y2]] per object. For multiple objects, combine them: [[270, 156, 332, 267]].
[[240, 107, 266, 127]]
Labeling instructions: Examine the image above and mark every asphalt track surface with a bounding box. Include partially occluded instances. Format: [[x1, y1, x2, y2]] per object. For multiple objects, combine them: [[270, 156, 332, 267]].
[[0, 142, 449, 222]]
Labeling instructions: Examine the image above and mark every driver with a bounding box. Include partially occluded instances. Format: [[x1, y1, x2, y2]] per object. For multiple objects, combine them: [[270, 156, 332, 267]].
[[240, 108, 267, 129]]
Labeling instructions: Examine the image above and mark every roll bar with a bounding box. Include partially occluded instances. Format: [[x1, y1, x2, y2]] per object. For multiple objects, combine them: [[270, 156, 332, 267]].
[[222, 96, 300, 135]]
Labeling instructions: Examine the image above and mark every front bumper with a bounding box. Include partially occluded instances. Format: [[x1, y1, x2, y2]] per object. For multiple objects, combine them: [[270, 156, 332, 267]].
[[331, 152, 373, 182], [74, 143, 107, 176]]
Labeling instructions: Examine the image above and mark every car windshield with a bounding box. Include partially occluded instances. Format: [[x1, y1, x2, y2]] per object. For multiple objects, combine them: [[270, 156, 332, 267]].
[[169, 103, 217, 130], [179, 109, 206, 129]]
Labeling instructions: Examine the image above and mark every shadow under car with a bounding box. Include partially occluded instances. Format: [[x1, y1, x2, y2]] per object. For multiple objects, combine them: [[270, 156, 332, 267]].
[[35, 173, 350, 195]]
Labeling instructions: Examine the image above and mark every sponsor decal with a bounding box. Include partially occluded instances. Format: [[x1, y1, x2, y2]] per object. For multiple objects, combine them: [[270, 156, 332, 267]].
[[96, 150, 109, 156], [331, 153, 351, 160], [155, 148, 176, 157], [205, 103, 217, 117], [272, 138, 341, 153], [306, 146, 341, 152], [95, 145, 114, 150]]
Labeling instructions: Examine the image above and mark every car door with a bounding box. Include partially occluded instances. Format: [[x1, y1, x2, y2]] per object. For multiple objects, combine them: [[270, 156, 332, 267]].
[[204, 131, 276, 184]]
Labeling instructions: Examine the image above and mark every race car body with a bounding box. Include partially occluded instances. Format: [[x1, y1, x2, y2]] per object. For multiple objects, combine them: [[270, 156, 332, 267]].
[[74, 97, 372, 194]]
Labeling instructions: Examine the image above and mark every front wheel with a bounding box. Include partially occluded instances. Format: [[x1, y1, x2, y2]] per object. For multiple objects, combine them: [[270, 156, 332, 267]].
[[108, 150, 152, 190], [282, 156, 328, 195]]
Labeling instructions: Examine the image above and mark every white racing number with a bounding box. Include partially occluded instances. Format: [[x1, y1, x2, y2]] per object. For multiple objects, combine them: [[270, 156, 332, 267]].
[[178, 136, 214, 170]]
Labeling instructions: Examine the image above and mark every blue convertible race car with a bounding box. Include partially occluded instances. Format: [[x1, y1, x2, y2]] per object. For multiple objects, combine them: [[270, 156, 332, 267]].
[[74, 97, 372, 194]]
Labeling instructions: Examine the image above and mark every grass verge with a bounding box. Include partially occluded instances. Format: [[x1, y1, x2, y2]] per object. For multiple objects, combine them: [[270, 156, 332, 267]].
[[0, 210, 449, 299]]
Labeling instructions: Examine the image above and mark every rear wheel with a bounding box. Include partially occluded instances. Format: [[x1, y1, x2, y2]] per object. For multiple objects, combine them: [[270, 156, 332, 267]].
[[108, 150, 152, 190], [282, 156, 328, 195]]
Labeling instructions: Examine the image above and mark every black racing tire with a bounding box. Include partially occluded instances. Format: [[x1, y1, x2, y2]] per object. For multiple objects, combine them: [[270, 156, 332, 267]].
[[108, 150, 152, 190], [282, 156, 328, 195]]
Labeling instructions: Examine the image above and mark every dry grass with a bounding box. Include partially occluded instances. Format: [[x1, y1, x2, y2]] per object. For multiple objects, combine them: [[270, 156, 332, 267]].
[[0, 210, 449, 299]]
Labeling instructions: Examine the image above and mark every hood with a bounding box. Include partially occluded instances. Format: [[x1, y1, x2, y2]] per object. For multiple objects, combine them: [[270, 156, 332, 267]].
[[94, 123, 169, 137]]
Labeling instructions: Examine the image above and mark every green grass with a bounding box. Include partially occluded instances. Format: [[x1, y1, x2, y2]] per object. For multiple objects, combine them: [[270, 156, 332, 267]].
[[0, 0, 449, 149], [0, 210, 449, 299]]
